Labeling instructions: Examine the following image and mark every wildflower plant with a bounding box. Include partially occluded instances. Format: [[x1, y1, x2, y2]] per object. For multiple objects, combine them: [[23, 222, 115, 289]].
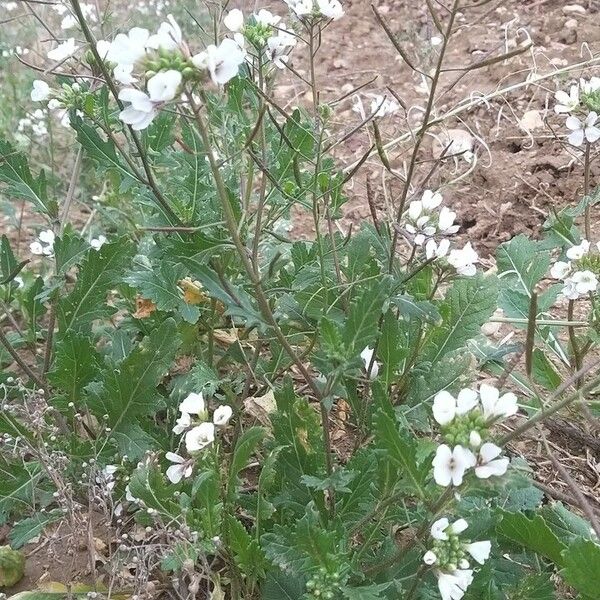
[[1, 1, 600, 600]]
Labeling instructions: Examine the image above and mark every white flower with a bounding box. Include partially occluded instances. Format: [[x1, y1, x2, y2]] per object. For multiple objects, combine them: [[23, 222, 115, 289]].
[[431, 517, 450, 540], [565, 270, 598, 298], [464, 540, 491, 565], [179, 392, 206, 416], [31, 80, 50, 102], [566, 112, 600, 146], [146, 14, 183, 51], [266, 27, 297, 69], [47, 38, 79, 61], [165, 452, 193, 483], [479, 383, 518, 421], [447, 242, 479, 276], [550, 260, 571, 280], [426, 238, 451, 260], [119, 70, 182, 130], [213, 405, 233, 427], [90, 235, 107, 250], [436, 569, 473, 600], [432, 389, 478, 426], [173, 411, 192, 435], [255, 9, 281, 26], [580, 77, 600, 94], [125, 485, 138, 502], [30, 229, 55, 256], [114, 63, 136, 85], [469, 430, 482, 448], [61, 14, 77, 29], [432, 444, 476, 487], [316, 0, 344, 20], [285, 0, 314, 17], [438, 206, 459, 234], [475, 442, 509, 479], [448, 518, 468, 535], [360, 346, 379, 379], [554, 85, 579, 114], [422, 189, 443, 211], [192, 38, 246, 85], [566, 239, 590, 260], [185, 422, 216, 453], [100, 27, 149, 66], [224, 8, 244, 32], [423, 550, 437, 565]]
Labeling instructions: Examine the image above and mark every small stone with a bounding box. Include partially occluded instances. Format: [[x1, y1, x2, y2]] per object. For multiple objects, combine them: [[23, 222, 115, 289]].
[[562, 4, 586, 15], [565, 18, 578, 28]]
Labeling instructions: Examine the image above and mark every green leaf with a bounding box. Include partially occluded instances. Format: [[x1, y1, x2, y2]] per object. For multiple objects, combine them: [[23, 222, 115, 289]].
[[343, 279, 391, 354], [227, 427, 266, 502], [160, 541, 198, 572], [496, 235, 550, 296], [0, 235, 17, 282], [86, 318, 180, 433], [262, 569, 305, 600], [425, 275, 498, 363], [72, 117, 134, 179], [0, 461, 42, 524], [559, 539, 600, 597], [225, 515, 267, 579], [128, 461, 181, 518], [540, 502, 596, 544], [53, 228, 90, 274], [8, 510, 64, 548], [125, 261, 199, 324], [378, 310, 406, 386], [48, 332, 102, 405], [0, 139, 57, 216], [7, 584, 96, 600], [144, 111, 176, 152], [496, 510, 566, 565], [373, 409, 425, 499], [531, 350, 561, 390], [191, 470, 222, 538], [58, 238, 134, 334]]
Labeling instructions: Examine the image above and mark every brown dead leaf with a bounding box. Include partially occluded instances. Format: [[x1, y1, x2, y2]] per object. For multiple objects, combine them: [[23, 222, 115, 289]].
[[244, 390, 276, 426], [132, 296, 157, 319], [178, 277, 209, 305]]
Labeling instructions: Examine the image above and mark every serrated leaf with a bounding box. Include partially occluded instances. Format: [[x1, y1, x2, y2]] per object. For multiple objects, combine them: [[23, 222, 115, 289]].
[[378, 310, 406, 386], [58, 239, 134, 334], [48, 332, 102, 405], [227, 427, 266, 502], [540, 502, 595, 544], [343, 278, 391, 354], [225, 515, 267, 579], [1, 235, 17, 282], [507, 574, 556, 600], [72, 117, 134, 179], [496, 510, 566, 565], [53, 228, 90, 274], [497, 235, 550, 295], [425, 275, 498, 363], [128, 462, 181, 517], [191, 470, 222, 537], [125, 261, 200, 324], [86, 318, 180, 433], [9, 509, 64, 548], [559, 539, 600, 597], [0, 139, 57, 216], [341, 582, 393, 599], [373, 410, 425, 499]]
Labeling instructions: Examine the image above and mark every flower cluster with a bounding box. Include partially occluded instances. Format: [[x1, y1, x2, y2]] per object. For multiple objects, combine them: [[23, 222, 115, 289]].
[[403, 189, 479, 277], [223, 8, 297, 70], [167, 392, 232, 483], [17, 109, 48, 139], [90, 14, 246, 130], [30, 229, 55, 257], [423, 518, 491, 600], [431, 384, 516, 487], [30, 80, 85, 128], [555, 78, 600, 146], [52, 2, 97, 30], [550, 239, 600, 300], [283, 0, 345, 21]]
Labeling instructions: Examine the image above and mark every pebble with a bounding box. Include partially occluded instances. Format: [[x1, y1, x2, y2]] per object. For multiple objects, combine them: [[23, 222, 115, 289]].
[[562, 4, 586, 15], [564, 18, 578, 28]]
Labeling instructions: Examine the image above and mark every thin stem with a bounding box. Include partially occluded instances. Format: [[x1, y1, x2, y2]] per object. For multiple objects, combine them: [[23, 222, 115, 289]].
[[386, 0, 460, 272], [0, 327, 47, 391], [584, 142, 592, 240], [567, 300, 583, 380]]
